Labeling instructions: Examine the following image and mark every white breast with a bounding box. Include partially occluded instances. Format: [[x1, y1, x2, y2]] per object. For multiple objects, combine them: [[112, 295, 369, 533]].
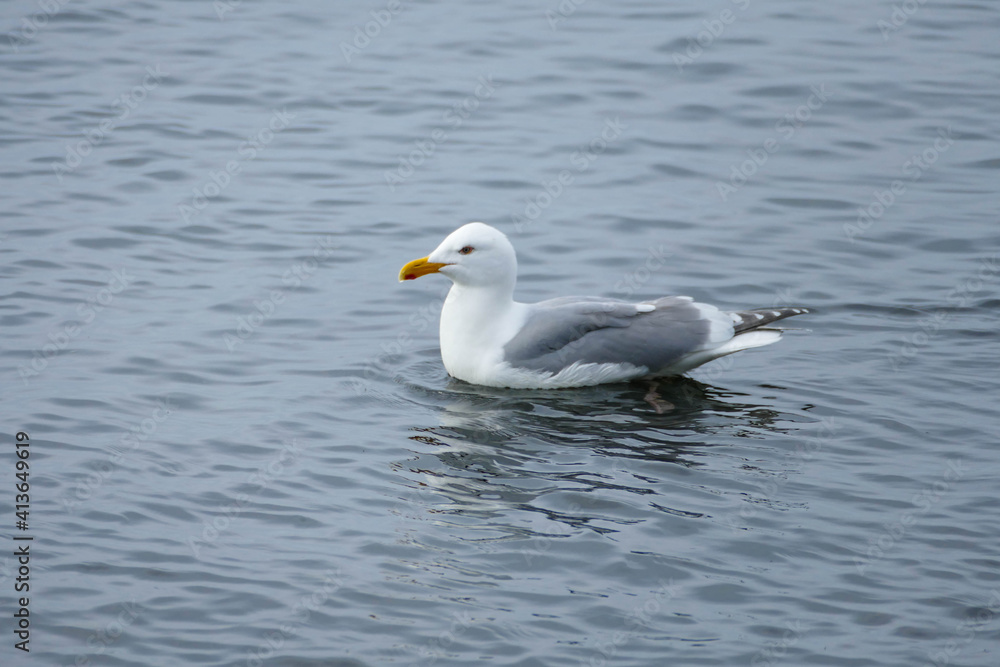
[[439, 286, 529, 385]]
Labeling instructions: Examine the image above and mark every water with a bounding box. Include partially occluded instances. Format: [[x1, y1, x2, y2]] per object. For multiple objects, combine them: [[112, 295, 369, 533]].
[[2, 0, 999, 665]]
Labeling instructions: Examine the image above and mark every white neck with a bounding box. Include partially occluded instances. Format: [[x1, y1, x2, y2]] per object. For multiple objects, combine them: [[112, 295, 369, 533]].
[[439, 282, 524, 383]]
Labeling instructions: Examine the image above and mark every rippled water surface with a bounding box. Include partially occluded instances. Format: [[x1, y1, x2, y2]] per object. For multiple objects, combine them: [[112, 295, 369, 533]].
[[3, 1, 1000, 665]]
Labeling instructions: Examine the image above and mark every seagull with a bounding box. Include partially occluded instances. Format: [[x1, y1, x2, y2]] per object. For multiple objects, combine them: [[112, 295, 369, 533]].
[[399, 222, 808, 389]]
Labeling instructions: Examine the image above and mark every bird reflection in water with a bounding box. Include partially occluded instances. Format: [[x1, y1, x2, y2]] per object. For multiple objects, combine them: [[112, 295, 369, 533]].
[[395, 376, 798, 535]]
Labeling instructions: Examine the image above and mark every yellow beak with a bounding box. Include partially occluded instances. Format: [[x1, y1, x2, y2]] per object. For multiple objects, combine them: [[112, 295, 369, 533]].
[[399, 256, 449, 282]]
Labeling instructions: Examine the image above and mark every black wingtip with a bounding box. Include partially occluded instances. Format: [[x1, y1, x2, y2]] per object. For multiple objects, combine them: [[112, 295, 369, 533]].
[[731, 307, 810, 333]]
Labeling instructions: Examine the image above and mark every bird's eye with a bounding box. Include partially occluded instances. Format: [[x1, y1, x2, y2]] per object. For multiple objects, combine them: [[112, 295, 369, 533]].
[[459, 246, 475, 255]]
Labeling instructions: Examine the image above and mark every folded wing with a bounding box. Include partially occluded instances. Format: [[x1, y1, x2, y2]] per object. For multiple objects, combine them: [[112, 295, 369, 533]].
[[503, 296, 725, 375]]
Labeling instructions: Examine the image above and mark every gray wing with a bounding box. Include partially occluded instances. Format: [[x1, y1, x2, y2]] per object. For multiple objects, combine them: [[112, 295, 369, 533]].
[[502, 296, 715, 374]]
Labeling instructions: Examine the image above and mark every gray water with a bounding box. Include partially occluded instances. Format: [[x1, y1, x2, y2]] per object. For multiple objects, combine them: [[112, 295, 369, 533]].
[[3, 0, 1000, 665]]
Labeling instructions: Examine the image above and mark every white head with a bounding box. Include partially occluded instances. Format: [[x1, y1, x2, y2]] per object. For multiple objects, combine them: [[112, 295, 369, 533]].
[[399, 222, 518, 291]]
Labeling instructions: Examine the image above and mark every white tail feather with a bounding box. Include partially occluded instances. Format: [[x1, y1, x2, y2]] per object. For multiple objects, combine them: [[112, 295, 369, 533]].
[[662, 329, 783, 375], [711, 329, 782, 356]]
